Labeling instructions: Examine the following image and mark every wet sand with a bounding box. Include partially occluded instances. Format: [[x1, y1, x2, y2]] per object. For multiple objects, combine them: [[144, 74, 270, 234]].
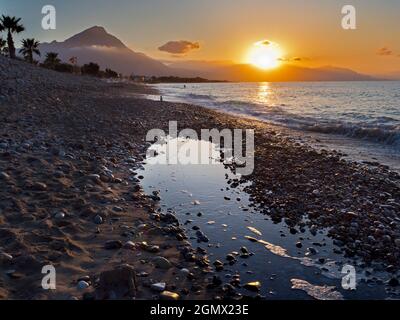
[[1, 56, 400, 300]]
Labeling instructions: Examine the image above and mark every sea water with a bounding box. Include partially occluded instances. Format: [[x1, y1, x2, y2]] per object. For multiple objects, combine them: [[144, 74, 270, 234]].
[[149, 81, 400, 171]]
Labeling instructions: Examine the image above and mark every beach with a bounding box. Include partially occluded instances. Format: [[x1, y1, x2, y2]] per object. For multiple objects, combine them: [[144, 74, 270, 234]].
[[1, 56, 400, 300]]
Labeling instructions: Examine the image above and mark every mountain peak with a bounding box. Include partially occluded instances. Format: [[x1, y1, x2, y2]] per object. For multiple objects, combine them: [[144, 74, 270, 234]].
[[63, 26, 127, 48]]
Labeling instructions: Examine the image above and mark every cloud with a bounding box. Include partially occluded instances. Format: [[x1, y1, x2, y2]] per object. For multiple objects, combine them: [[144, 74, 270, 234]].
[[377, 47, 393, 56], [279, 56, 309, 62], [158, 40, 200, 55]]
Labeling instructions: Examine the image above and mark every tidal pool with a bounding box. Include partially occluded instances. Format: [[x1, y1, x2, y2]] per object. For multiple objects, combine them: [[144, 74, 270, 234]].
[[138, 137, 389, 299]]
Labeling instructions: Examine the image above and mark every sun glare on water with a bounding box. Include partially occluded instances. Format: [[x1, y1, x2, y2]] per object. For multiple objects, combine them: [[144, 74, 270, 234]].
[[248, 40, 283, 70]]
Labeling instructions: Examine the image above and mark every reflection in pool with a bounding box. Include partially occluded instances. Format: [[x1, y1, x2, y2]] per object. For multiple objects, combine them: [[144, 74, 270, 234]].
[[138, 137, 388, 299]]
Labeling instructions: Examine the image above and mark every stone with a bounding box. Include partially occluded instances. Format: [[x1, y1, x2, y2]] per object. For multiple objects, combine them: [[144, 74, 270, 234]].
[[151, 282, 166, 292], [94, 215, 103, 225], [95, 264, 136, 299], [55, 212, 66, 219], [123, 241, 136, 250], [32, 182, 47, 191], [0, 172, 10, 180], [77, 280, 90, 290], [160, 291, 180, 300], [244, 281, 261, 292], [152, 256, 172, 269], [104, 240, 123, 250], [180, 268, 190, 275]]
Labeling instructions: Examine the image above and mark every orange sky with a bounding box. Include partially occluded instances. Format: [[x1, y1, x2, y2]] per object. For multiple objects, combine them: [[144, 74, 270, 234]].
[[4, 0, 400, 76]]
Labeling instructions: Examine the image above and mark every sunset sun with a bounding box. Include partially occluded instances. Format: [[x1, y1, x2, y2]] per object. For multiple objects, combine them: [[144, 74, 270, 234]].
[[248, 40, 283, 70]]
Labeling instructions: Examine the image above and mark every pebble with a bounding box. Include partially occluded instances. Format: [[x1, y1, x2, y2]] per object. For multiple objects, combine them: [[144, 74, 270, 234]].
[[123, 241, 136, 250], [104, 240, 123, 250], [94, 215, 103, 224], [77, 280, 90, 290], [152, 256, 172, 269], [55, 212, 66, 219], [243, 281, 261, 292], [0, 172, 10, 180], [180, 268, 190, 275], [151, 282, 166, 292], [32, 182, 48, 191], [160, 291, 180, 300], [306, 247, 318, 256]]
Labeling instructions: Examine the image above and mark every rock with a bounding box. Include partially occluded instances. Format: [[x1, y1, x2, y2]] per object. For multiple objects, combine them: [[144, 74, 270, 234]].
[[0, 251, 13, 262], [95, 264, 136, 299], [148, 245, 160, 253], [243, 281, 261, 292], [226, 254, 236, 261], [395, 239, 400, 247], [306, 247, 318, 256], [94, 215, 103, 224], [295, 242, 303, 248], [180, 268, 190, 275], [77, 280, 90, 290], [213, 260, 224, 271], [0, 172, 10, 180], [240, 247, 249, 254], [152, 256, 172, 269], [151, 282, 166, 292], [55, 212, 66, 219], [196, 230, 209, 243], [104, 240, 123, 250], [160, 291, 180, 300], [32, 182, 47, 191], [123, 241, 136, 250]]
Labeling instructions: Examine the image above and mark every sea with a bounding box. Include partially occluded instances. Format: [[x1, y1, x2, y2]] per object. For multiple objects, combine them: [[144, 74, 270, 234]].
[[148, 81, 400, 171]]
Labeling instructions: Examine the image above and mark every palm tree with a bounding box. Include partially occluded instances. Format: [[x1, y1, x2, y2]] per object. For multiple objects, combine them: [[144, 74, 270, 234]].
[[43, 52, 61, 69], [0, 15, 25, 59], [19, 38, 40, 63], [0, 37, 6, 55]]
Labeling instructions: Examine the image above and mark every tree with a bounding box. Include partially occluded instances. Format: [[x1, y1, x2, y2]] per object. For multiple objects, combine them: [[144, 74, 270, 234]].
[[104, 68, 119, 78], [19, 38, 40, 63], [81, 62, 100, 76], [43, 52, 61, 69], [0, 37, 7, 55], [0, 15, 25, 59], [54, 63, 74, 73]]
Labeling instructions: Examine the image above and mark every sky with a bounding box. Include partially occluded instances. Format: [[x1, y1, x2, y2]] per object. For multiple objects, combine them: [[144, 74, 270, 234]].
[[1, 0, 399, 75]]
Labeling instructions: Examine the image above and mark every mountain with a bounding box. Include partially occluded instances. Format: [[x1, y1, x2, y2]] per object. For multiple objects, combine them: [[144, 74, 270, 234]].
[[167, 60, 376, 82], [39, 26, 171, 76], [38, 26, 377, 81]]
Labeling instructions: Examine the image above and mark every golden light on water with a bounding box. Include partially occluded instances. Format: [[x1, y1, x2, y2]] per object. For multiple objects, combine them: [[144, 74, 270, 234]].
[[257, 82, 271, 103], [247, 40, 283, 70]]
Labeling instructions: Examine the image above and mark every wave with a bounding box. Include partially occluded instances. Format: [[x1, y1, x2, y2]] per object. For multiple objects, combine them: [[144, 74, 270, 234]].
[[206, 100, 400, 148], [304, 123, 400, 146], [186, 93, 216, 100]]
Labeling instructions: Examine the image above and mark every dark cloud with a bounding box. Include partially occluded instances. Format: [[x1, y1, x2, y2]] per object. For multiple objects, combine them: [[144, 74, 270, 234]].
[[158, 40, 200, 55], [279, 56, 309, 62], [377, 47, 393, 56]]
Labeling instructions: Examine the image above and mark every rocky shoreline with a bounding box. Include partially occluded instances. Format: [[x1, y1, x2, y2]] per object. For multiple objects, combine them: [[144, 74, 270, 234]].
[[1, 56, 400, 300]]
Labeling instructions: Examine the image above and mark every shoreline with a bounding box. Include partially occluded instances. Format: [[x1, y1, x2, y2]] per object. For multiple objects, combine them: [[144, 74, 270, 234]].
[[1, 57, 400, 299]]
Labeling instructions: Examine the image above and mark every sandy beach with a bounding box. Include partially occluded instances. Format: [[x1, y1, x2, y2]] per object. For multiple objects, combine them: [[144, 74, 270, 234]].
[[1, 56, 400, 300]]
